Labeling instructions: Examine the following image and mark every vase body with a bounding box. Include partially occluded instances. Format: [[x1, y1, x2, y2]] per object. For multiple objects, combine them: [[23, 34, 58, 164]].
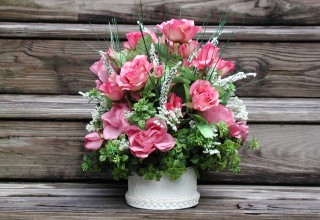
[[125, 167, 200, 210]]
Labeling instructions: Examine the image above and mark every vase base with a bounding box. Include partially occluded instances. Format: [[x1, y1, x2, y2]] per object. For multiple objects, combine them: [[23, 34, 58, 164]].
[[125, 193, 200, 210]]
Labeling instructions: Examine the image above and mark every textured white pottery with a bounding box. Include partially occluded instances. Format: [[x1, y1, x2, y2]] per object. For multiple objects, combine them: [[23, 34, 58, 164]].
[[125, 167, 200, 210]]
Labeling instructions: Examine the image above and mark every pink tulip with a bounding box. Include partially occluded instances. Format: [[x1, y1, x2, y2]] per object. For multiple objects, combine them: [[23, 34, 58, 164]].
[[126, 118, 175, 158], [190, 80, 219, 111], [101, 103, 130, 140], [156, 19, 202, 43], [84, 132, 104, 151]]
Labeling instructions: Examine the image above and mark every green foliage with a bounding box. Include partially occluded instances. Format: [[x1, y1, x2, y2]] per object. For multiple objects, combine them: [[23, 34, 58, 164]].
[[171, 83, 191, 103], [195, 123, 216, 139], [128, 97, 156, 129], [248, 138, 260, 150], [153, 43, 182, 66], [82, 151, 101, 172]]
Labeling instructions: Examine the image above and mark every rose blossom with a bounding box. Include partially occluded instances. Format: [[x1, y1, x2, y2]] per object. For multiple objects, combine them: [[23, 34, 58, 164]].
[[165, 93, 182, 111], [123, 30, 157, 50], [202, 104, 235, 126], [99, 73, 124, 101], [117, 55, 152, 91], [84, 132, 104, 151], [153, 62, 164, 78], [190, 80, 219, 111], [216, 59, 235, 78], [90, 57, 109, 89], [229, 121, 249, 142], [193, 42, 220, 69], [179, 40, 199, 58], [126, 118, 176, 158], [156, 19, 202, 43], [101, 103, 130, 140]]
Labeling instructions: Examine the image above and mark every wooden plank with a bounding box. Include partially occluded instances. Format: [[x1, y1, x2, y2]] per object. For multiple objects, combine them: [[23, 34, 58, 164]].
[[0, 0, 320, 25], [1, 22, 320, 42], [0, 39, 319, 97], [0, 121, 319, 185], [0, 95, 319, 123], [0, 184, 319, 219]]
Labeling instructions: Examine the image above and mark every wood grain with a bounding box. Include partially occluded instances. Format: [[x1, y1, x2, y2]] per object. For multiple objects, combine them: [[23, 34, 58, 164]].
[[0, 0, 319, 25], [0, 183, 320, 219], [0, 95, 319, 123], [1, 22, 320, 42], [0, 39, 319, 97], [0, 121, 319, 185]]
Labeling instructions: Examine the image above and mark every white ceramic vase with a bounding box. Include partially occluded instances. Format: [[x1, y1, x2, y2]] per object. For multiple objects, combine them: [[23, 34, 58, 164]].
[[125, 167, 200, 210]]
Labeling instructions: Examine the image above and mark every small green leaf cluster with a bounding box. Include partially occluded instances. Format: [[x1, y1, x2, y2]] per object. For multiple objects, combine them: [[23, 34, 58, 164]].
[[127, 97, 157, 129]]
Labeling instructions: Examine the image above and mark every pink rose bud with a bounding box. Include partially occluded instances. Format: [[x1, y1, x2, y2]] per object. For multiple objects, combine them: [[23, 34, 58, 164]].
[[216, 59, 235, 78], [190, 80, 219, 111], [84, 132, 104, 151], [90, 58, 109, 88], [179, 40, 199, 58], [193, 42, 220, 69], [126, 118, 175, 158], [165, 93, 182, 111], [153, 62, 164, 78], [101, 103, 130, 140], [156, 19, 202, 43], [124, 30, 158, 50], [229, 121, 249, 142], [124, 31, 143, 50], [202, 104, 235, 127], [117, 55, 152, 91]]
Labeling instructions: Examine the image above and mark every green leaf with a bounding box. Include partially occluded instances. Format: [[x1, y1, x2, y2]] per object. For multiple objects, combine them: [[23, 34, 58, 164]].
[[191, 114, 208, 123], [195, 123, 214, 139], [172, 76, 191, 84], [136, 35, 153, 54], [171, 83, 191, 103], [153, 43, 170, 63]]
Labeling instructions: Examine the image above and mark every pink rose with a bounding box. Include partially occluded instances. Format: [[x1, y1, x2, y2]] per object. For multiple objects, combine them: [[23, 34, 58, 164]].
[[123, 30, 157, 50], [117, 55, 152, 91], [165, 93, 182, 111], [123, 31, 143, 50], [179, 40, 199, 58], [101, 103, 130, 140], [190, 80, 219, 111], [99, 73, 124, 101], [193, 42, 220, 69], [90, 58, 109, 89], [229, 121, 249, 142], [126, 118, 176, 158], [84, 132, 104, 151], [156, 19, 202, 43], [202, 104, 235, 126], [216, 59, 235, 78], [153, 62, 164, 78]]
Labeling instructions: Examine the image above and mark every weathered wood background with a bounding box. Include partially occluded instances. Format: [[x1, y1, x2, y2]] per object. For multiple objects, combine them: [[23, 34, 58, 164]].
[[0, 0, 320, 218], [0, 0, 318, 183], [0, 0, 319, 185]]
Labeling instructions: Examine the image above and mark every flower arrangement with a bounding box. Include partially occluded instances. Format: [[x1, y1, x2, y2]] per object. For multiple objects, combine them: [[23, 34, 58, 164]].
[[81, 18, 259, 181]]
